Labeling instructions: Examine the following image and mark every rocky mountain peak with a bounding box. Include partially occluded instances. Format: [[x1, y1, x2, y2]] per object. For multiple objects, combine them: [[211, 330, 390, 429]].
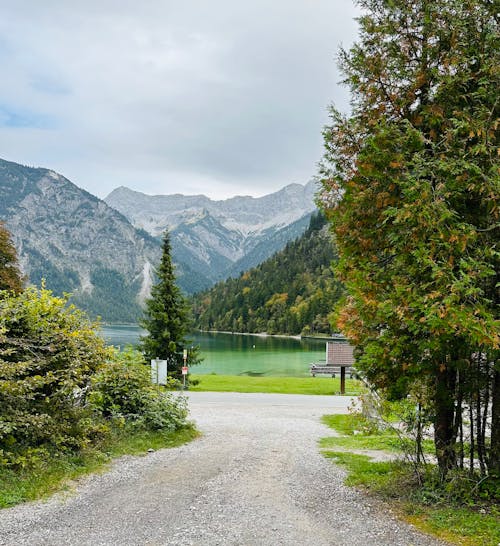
[[105, 180, 317, 236], [104, 180, 318, 285]]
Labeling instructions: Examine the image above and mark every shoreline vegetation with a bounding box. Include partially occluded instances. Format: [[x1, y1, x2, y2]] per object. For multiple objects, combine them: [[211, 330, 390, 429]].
[[196, 329, 302, 340], [196, 329, 343, 342]]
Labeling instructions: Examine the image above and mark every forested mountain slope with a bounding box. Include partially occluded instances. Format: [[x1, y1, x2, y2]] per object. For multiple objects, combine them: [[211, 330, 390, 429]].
[[0, 158, 162, 322], [192, 213, 344, 335]]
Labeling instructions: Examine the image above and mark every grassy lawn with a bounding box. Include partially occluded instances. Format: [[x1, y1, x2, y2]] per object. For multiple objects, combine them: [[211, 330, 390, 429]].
[[0, 426, 199, 509], [321, 414, 500, 546], [189, 374, 363, 395]]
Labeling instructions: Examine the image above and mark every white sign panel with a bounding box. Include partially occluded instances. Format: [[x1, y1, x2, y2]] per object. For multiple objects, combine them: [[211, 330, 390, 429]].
[[151, 359, 168, 385]]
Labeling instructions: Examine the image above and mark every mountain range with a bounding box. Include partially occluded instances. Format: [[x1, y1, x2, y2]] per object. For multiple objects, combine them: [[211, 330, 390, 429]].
[[104, 181, 317, 284], [0, 158, 317, 321]]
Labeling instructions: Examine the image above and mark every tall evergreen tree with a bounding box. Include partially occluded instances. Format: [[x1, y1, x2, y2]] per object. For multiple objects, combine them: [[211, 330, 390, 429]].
[[140, 231, 198, 379], [319, 0, 498, 478], [0, 222, 23, 294]]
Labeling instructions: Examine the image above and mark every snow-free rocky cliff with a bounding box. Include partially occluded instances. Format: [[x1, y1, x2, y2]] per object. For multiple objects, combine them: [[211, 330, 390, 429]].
[[0, 158, 164, 322], [105, 182, 317, 283]]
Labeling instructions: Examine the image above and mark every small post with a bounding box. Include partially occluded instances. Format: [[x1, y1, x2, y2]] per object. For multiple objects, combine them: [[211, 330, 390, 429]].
[[182, 349, 188, 389], [340, 366, 346, 395]]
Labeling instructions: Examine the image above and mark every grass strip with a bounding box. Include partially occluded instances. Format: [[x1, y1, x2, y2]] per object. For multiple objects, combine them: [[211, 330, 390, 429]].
[[404, 505, 500, 546], [0, 426, 199, 509], [189, 374, 363, 395], [320, 415, 434, 453], [321, 435, 405, 452], [324, 451, 395, 484], [321, 414, 500, 546]]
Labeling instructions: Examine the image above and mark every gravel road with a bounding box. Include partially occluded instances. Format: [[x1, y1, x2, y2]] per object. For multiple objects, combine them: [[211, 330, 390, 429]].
[[0, 391, 447, 546]]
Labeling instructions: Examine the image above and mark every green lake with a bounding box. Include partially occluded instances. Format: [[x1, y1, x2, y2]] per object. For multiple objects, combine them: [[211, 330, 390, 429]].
[[100, 325, 326, 377]]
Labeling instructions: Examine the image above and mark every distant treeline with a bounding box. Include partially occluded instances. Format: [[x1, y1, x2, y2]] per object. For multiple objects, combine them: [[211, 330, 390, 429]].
[[191, 213, 344, 335]]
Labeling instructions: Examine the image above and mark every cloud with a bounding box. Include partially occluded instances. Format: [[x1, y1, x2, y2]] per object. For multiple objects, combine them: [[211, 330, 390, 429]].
[[0, 0, 359, 199]]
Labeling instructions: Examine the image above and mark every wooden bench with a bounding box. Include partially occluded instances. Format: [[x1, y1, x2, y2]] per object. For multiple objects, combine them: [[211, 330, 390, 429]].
[[310, 360, 357, 394], [309, 363, 356, 378]]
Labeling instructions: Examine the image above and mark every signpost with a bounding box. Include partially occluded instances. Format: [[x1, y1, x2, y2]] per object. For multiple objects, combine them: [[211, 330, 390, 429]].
[[182, 349, 188, 389]]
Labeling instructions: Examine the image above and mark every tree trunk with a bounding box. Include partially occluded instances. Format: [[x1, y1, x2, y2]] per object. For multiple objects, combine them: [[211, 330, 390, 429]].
[[469, 400, 475, 475], [489, 368, 500, 476], [434, 365, 457, 479]]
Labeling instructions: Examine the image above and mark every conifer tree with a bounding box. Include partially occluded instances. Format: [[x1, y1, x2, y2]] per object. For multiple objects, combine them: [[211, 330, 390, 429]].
[[140, 231, 198, 379], [0, 221, 23, 294], [320, 0, 498, 478]]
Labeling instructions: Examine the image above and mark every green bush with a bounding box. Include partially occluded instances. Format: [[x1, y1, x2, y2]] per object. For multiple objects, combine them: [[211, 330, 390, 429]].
[[88, 347, 151, 418], [0, 287, 110, 467], [0, 287, 190, 472], [89, 347, 189, 432]]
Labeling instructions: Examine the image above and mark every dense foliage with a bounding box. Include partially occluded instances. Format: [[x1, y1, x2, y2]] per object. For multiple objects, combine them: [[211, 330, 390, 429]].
[[0, 287, 190, 469], [192, 213, 344, 335], [0, 222, 23, 293], [89, 347, 188, 432], [319, 0, 499, 478], [140, 231, 199, 378], [0, 286, 110, 466]]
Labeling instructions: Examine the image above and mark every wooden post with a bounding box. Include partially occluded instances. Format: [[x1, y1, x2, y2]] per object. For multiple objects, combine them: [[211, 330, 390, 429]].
[[340, 366, 346, 395]]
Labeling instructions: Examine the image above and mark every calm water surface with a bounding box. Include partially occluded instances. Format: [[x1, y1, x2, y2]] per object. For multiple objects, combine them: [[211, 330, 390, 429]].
[[100, 325, 326, 377]]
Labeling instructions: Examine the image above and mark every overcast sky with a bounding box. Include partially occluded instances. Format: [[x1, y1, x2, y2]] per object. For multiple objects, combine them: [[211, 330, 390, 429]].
[[0, 1, 359, 200]]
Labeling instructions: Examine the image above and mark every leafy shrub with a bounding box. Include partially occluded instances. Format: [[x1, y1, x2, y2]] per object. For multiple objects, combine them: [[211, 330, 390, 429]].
[[0, 286, 111, 467], [0, 287, 190, 472], [138, 391, 188, 432], [88, 347, 151, 418], [89, 347, 188, 432]]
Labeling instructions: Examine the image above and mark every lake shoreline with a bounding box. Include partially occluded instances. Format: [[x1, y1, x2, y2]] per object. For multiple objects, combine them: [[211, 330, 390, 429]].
[[196, 329, 302, 341], [102, 325, 337, 343], [195, 329, 344, 342]]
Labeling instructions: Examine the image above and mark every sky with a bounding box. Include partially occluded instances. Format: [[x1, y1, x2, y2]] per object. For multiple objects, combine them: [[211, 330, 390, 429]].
[[0, 1, 359, 200]]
